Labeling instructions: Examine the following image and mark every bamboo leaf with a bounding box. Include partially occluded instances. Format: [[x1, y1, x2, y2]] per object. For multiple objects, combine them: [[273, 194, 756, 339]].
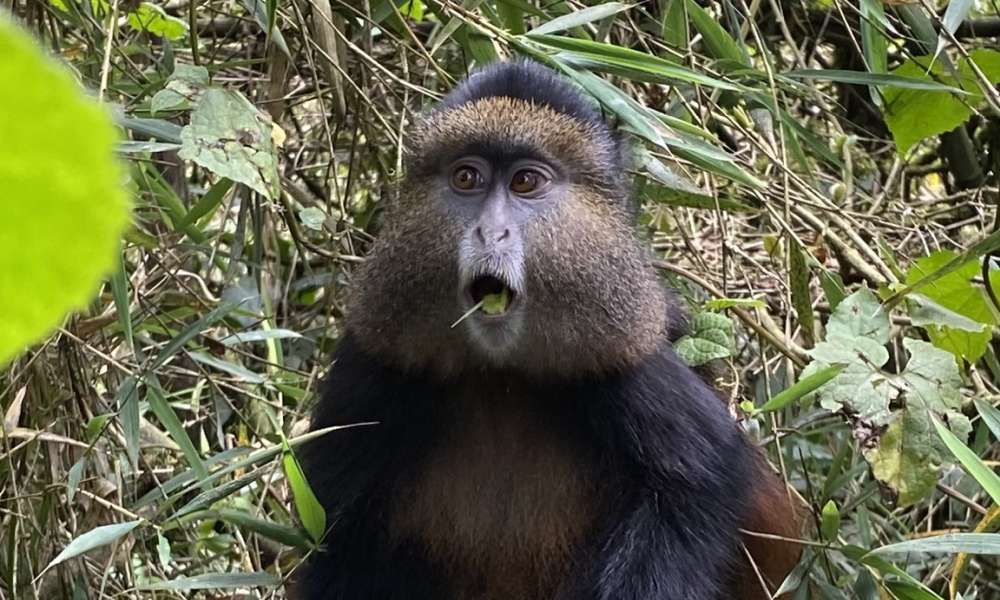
[[46, 520, 143, 570], [933, 416, 1000, 506], [528, 3, 632, 36]]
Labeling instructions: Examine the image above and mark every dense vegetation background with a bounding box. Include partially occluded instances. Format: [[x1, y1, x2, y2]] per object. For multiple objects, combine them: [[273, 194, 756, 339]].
[[2, 0, 1000, 598]]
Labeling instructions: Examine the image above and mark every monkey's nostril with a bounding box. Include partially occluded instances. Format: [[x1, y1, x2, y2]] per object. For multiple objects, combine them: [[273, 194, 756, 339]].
[[498, 229, 510, 242], [475, 226, 485, 244]]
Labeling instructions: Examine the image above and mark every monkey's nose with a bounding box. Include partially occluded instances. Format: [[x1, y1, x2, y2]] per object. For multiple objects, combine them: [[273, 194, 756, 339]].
[[475, 226, 510, 245]]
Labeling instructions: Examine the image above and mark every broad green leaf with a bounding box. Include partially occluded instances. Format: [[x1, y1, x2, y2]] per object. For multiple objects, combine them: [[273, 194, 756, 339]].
[[156, 533, 171, 569], [497, 1, 525, 34], [904, 251, 994, 363], [826, 287, 891, 344], [283, 442, 327, 543], [908, 294, 989, 333], [138, 571, 281, 591], [67, 458, 86, 503], [675, 312, 734, 366], [118, 115, 183, 143], [806, 333, 894, 423], [889, 225, 1000, 307], [133, 425, 361, 510], [0, 18, 131, 365], [870, 533, 1000, 557], [933, 415, 1000, 505], [127, 2, 188, 40], [864, 340, 970, 505], [239, 0, 290, 56], [819, 269, 846, 310], [117, 376, 141, 468], [179, 88, 281, 199], [883, 50, 1000, 154], [177, 178, 234, 229], [860, 0, 888, 108], [643, 183, 751, 211], [46, 520, 143, 570], [527, 2, 631, 35], [173, 466, 270, 518]]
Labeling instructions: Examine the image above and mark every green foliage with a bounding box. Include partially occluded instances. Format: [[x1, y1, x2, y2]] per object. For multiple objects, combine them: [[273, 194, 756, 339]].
[[883, 49, 1000, 154], [178, 88, 282, 199], [0, 17, 130, 365], [127, 2, 188, 40], [4, 0, 1000, 597], [675, 311, 734, 366], [281, 442, 327, 544], [904, 251, 995, 363], [804, 290, 971, 506]]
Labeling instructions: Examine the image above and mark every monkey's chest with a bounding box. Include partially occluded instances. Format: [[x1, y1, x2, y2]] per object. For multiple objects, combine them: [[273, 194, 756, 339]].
[[390, 398, 602, 599]]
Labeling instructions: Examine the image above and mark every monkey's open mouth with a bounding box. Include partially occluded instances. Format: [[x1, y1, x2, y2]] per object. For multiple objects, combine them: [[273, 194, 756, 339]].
[[468, 274, 516, 315]]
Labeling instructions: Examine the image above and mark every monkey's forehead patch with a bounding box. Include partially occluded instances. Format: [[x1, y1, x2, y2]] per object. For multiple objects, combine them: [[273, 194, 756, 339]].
[[407, 97, 622, 182]]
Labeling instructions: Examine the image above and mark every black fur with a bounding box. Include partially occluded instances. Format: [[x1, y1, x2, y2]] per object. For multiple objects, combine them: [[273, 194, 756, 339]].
[[293, 335, 753, 599], [441, 59, 604, 126], [293, 60, 756, 599]]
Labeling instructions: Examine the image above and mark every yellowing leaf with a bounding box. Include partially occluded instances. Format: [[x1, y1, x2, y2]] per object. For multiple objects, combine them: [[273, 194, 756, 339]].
[[0, 17, 131, 365]]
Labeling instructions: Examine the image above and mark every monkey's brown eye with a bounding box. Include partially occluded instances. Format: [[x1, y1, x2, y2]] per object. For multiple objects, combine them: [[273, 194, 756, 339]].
[[510, 169, 545, 195], [451, 166, 482, 191]]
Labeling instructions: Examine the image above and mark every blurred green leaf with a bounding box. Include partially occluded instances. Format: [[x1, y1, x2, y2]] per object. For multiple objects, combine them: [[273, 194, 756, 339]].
[[127, 2, 188, 40], [0, 18, 131, 365]]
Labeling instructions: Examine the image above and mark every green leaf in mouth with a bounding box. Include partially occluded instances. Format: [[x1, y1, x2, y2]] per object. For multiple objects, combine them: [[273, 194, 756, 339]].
[[481, 288, 511, 315]]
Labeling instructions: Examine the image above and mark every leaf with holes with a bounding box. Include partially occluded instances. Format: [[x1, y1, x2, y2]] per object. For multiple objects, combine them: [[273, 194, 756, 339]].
[[179, 88, 280, 199], [151, 64, 209, 115], [863, 340, 970, 506]]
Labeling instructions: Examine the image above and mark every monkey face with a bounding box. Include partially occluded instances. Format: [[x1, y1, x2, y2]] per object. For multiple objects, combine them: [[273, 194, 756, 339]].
[[345, 62, 672, 378]]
